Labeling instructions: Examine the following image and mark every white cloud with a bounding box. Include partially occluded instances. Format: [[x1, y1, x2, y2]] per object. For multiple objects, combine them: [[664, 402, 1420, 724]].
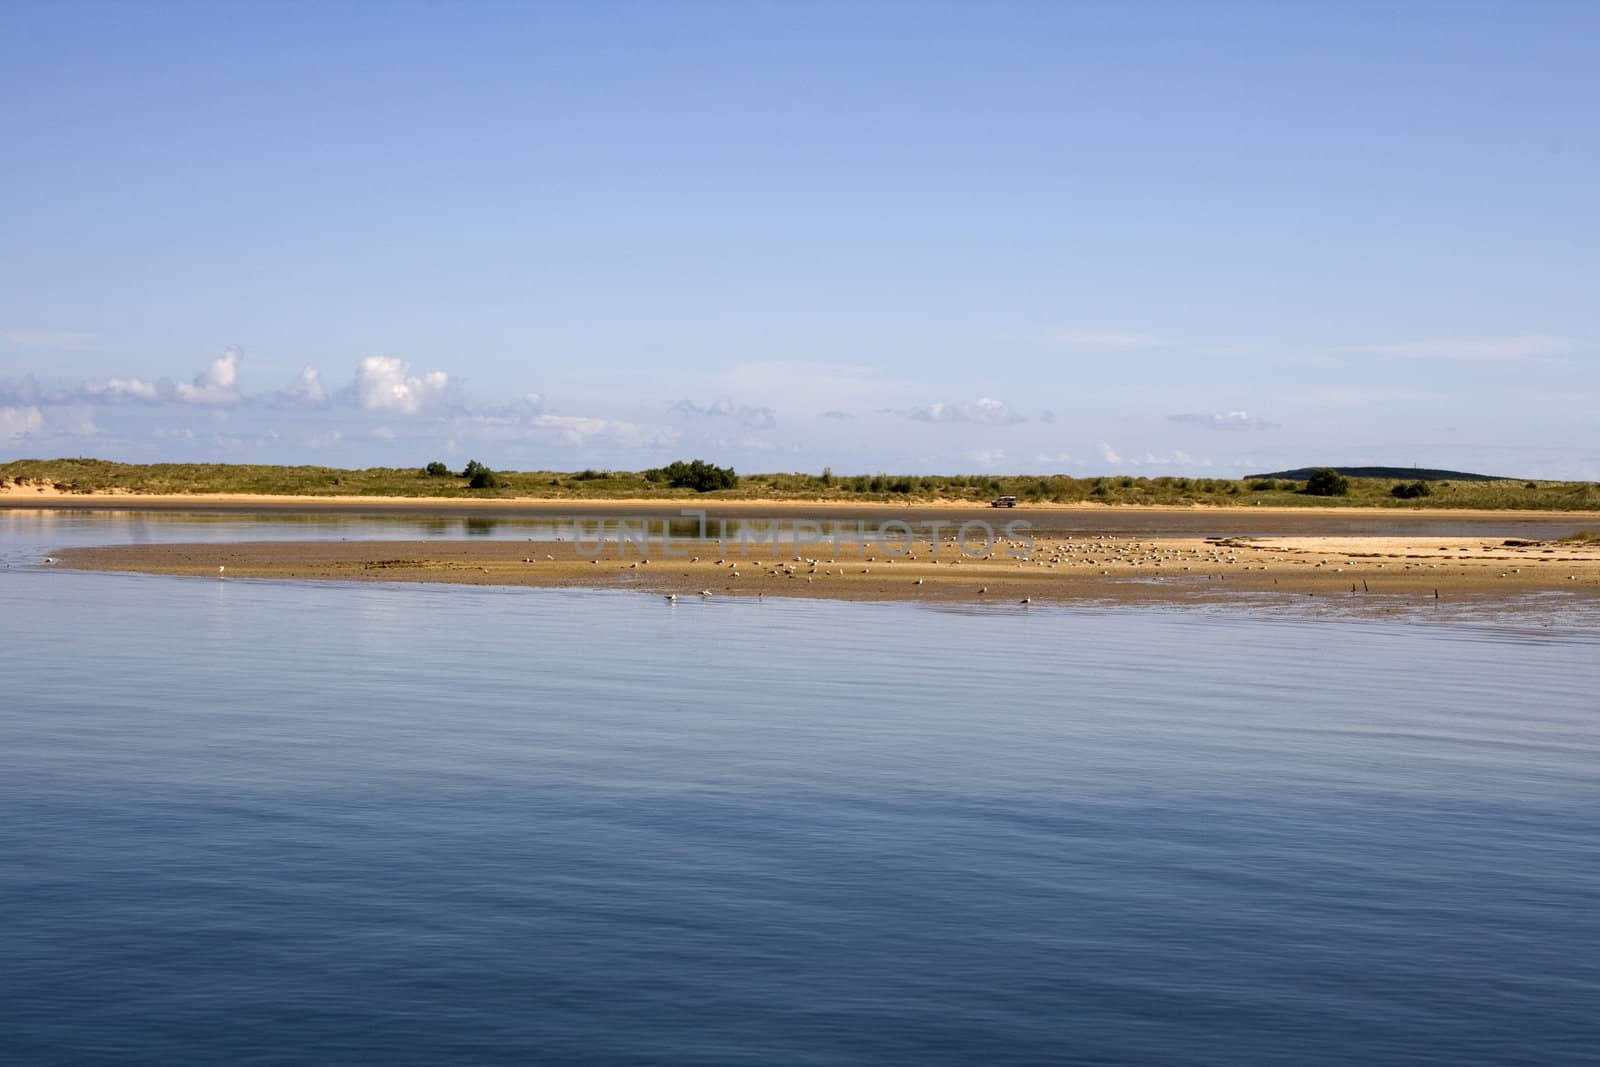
[[972, 449, 1006, 467], [671, 397, 777, 430], [58, 407, 98, 437], [1047, 328, 1165, 352], [1099, 443, 1211, 470], [820, 410, 855, 421], [906, 397, 1024, 424], [1347, 335, 1574, 363], [0, 405, 44, 439], [530, 414, 677, 448], [177, 348, 242, 404], [288, 367, 326, 405], [87, 377, 161, 402], [1168, 410, 1280, 431], [1035, 452, 1073, 464], [354, 355, 448, 414]]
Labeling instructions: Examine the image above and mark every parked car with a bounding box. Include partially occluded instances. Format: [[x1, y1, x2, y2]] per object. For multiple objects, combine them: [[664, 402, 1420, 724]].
[[990, 495, 1018, 508]]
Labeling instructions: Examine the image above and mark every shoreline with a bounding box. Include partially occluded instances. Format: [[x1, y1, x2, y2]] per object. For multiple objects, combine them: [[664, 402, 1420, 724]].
[[5, 485, 1600, 519], [8, 490, 1599, 544], [53, 533, 1600, 616]]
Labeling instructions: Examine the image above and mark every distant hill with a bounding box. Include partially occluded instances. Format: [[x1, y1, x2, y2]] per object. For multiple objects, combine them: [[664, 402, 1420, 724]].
[[1246, 466, 1509, 482]]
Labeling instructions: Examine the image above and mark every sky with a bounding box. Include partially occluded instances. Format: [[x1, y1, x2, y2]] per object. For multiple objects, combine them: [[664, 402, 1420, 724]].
[[2, 1, 1597, 478]]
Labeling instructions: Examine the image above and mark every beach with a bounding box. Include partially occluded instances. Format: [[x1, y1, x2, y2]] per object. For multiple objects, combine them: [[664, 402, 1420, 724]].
[[53, 529, 1600, 611]]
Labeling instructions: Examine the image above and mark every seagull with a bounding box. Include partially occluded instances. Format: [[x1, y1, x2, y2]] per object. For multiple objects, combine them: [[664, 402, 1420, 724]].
[[218, 565, 226, 577], [664, 594, 677, 602]]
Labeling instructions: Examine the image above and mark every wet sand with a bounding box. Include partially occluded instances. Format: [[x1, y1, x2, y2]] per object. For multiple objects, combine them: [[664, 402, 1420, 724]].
[[56, 532, 1600, 616]]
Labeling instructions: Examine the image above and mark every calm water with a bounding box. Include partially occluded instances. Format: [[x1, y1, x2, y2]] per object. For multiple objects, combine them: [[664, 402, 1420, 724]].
[[3, 515, 1598, 1064]]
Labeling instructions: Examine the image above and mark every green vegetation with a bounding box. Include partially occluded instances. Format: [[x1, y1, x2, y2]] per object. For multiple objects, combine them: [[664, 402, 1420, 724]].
[[644, 458, 738, 492], [1248, 465, 1505, 482], [1391, 480, 1432, 499], [2, 457, 1596, 510], [460, 459, 499, 489], [1304, 468, 1351, 497], [423, 461, 451, 477]]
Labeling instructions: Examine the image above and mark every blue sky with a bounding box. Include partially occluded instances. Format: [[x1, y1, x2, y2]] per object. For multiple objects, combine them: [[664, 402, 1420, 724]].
[[3, 1, 1597, 478]]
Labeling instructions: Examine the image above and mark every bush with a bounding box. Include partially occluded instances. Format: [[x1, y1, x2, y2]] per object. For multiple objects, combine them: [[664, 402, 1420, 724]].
[[1249, 479, 1278, 492], [423, 461, 451, 477], [1304, 468, 1350, 497], [461, 459, 490, 480], [468, 467, 500, 489], [573, 469, 607, 481], [647, 459, 738, 492], [1391, 480, 1432, 499]]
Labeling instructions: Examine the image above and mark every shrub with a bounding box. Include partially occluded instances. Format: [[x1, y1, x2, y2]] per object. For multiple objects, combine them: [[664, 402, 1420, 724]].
[[647, 459, 738, 492], [1391, 480, 1432, 499], [820, 466, 834, 486], [1249, 479, 1278, 492], [1304, 468, 1350, 497], [1525, 481, 1538, 490], [573, 469, 606, 481], [461, 459, 490, 480], [468, 467, 500, 489], [423, 461, 451, 477]]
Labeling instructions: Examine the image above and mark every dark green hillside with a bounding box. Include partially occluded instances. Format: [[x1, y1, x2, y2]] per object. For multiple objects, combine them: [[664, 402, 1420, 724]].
[[1247, 466, 1506, 482]]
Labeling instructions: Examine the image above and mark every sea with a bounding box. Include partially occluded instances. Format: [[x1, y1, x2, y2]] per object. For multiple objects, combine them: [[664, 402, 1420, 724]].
[[3, 510, 1597, 1064]]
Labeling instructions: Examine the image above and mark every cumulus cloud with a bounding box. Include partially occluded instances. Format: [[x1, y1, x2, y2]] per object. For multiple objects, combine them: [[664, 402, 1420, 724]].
[[905, 397, 1024, 424], [286, 367, 326, 405], [670, 398, 777, 430], [1347, 335, 1573, 363], [355, 355, 448, 414], [1100, 442, 1122, 465], [1047, 328, 1165, 352], [87, 377, 162, 402], [0, 405, 44, 439], [177, 348, 242, 404], [1167, 410, 1279, 431]]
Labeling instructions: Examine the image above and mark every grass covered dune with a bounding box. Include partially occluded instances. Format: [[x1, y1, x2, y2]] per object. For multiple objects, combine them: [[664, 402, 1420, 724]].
[[4, 457, 1599, 511]]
